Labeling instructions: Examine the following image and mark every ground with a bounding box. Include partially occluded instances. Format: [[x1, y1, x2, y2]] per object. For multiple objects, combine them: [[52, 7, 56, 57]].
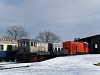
[[0, 54, 99, 75]]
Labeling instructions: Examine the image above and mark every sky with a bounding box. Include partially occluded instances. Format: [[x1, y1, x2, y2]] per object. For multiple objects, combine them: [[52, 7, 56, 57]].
[[0, 0, 100, 41]]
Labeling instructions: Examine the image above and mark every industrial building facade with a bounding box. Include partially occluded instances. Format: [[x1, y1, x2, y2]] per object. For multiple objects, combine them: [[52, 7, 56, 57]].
[[78, 34, 100, 54]]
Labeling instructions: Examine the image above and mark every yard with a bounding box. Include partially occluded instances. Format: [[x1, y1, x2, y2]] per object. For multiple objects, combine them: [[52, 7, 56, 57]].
[[0, 54, 99, 75]]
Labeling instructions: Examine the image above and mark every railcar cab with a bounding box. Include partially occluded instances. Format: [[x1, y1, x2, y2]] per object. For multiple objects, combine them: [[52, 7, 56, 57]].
[[0, 39, 17, 51], [18, 39, 38, 53], [62, 41, 89, 55], [0, 39, 17, 61], [17, 39, 53, 54]]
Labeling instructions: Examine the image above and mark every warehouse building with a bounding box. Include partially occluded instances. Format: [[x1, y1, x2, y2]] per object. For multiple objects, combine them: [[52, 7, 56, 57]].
[[78, 34, 100, 54]]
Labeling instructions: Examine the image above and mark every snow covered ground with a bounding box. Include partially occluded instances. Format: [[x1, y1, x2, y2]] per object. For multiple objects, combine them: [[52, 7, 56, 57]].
[[0, 54, 100, 75]]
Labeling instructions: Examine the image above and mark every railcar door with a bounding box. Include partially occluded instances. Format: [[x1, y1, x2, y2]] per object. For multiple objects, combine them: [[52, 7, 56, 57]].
[[72, 44, 77, 55], [7, 45, 12, 51], [48, 43, 53, 52], [84, 43, 89, 53]]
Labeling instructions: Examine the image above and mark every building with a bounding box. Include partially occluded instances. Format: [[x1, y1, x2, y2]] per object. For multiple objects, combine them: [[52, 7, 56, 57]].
[[78, 34, 100, 54]]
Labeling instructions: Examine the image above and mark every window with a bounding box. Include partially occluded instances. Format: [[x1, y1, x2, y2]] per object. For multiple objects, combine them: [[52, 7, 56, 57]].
[[55, 47, 57, 51], [21, 43, 24, 47], [7, 45, 12, 51], [58, 48, 61, 51], [24, 43, 27, 46], [18, 43, 21, 47], [34, 42, 37, 47], [95, 44, 98, 48], [31, 42, 33, 46], [0, 45, 3, 50]]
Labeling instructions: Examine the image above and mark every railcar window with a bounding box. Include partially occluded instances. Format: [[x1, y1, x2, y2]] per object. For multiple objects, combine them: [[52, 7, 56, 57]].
[[7, 45, 12, 51], [18, 43, 21, 47], [0, 45, 3, 50], [55, 47, 57, 51], [31, 42, 33, 46], [34, 42, 37, 47], [95, 44, 98, 48], [20, 43, 22, 47], [24, 42, 27, 46], [21, 43, 24, 46], [58, 48, 61, 51]]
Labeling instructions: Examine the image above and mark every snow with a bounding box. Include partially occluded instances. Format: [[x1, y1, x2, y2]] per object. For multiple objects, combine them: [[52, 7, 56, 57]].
[[0, 54, 100, 75]]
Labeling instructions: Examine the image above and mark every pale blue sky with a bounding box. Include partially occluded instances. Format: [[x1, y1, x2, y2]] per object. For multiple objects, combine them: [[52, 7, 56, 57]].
[[0, 0, 100, 41]]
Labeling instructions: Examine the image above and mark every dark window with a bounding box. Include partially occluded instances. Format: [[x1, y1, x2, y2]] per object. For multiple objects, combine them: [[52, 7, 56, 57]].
[[48, 44, 53, 51], [55, 47, 57, 51], [58, 48, 61, 51], [0, 45, 3, 50], [31, 42, 33, 46], [7, 45, 12, 51]]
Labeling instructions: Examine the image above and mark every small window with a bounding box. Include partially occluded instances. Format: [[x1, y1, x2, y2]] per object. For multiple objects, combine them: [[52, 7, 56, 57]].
[[0, 45, 3, 50], [7, 45, 12, 51], [24, 43, 27, 46], [95, 44, 98, 48], [31, 42, 33, 46], [18, 43, 21, 47], [55, 47, 57, 51], [58, 48, 61, 51], [21, 43, 24, 47]]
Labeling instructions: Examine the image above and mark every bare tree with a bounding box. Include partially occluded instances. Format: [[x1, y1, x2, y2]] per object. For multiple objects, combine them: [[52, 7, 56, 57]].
[[4, 25, 29, 40], [35, 31, 61, 43]]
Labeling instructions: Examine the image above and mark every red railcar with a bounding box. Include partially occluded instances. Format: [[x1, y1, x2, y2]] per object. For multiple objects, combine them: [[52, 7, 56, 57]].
[[62, 41, 89, 55], [62, 41, 76, 55]]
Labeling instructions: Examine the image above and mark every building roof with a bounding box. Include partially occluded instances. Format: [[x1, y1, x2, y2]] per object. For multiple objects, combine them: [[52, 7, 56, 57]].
[[77, 34, 100, 43], [80, 34, 100, 40]]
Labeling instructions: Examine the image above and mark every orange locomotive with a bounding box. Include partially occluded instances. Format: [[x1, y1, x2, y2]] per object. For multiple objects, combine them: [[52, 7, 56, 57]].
[[62, 41, 89, 55]]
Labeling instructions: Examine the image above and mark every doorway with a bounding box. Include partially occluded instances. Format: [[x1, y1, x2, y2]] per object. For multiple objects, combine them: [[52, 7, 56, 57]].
[[7, 45, 12, 51]]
